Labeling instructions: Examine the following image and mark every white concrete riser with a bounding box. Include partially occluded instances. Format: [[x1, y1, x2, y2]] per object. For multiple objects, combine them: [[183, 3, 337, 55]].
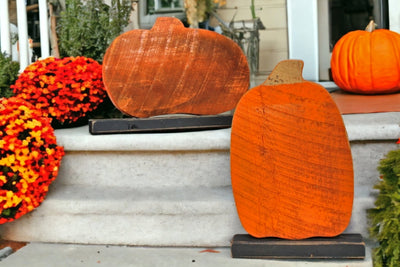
[[57, 151, 231, 188], [0, 112, 399, 249]]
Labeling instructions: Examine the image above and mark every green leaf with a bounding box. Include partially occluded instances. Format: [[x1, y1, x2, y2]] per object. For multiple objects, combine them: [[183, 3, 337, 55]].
[[0, 52, 19, 97], [58, 0, 132, 63], [369, 148, 400, 267]]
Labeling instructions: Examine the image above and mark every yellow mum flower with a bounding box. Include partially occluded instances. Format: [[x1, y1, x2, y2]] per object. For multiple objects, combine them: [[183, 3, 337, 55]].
[[46, 148, 54, 156], [3, 191, 22, 209], [26, 120, 42, 129], [0, 154, 16, 166], [30, 130, 42, 143], [0, 140, 6, 148]]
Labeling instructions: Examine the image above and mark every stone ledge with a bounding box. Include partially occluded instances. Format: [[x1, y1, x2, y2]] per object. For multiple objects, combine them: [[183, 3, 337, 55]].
[[1, 242, 373, 267], [55, 126, 231, 152], [54, 112, 400, 151], [40, 185, 236, 216], [343, 112, 400, 141]]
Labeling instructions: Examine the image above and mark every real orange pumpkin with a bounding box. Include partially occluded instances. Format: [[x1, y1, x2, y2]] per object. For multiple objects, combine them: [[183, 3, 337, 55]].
[[331, 20, 400, 94]]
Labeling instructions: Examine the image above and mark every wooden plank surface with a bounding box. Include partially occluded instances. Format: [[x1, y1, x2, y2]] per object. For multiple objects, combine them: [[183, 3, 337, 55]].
[[331, 89, 400, 114], [102, 17, 249, 118], [231, 234, 365, 259], [230, 60, 354, 239], [89, 115, 232, 134]]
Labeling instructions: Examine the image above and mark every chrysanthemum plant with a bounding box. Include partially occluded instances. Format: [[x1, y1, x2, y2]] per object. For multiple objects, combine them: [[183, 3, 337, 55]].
[[0, 97, 64, 223], [11, 56, 107, 127]]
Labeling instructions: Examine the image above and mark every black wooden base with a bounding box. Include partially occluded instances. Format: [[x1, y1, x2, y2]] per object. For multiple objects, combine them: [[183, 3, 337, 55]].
[[89, 114, 233, 134], [231, 234, 365, 259]]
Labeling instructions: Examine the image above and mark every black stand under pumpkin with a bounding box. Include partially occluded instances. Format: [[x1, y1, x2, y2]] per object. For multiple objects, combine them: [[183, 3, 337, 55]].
[[231, 234, 365, 260], [88, 114, 233, 134]]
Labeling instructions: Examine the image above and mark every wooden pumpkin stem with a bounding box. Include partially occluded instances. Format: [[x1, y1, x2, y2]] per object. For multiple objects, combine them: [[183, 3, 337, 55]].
[[151, 17, 184, 32], [263, 60, 305, 86], [365, 20, 376, 32]]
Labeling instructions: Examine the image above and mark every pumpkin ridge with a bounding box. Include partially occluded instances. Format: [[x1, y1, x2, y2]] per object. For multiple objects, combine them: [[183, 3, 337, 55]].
[[357, 32, 372, 91], [331, 38, 345, 89], [387, 31, 400, 89], [347, 33, 359, 90], [369, 31, 375, 91]]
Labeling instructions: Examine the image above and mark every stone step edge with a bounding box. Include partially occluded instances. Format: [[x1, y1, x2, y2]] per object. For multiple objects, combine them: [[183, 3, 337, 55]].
[[54, 112, 400, 152], [36, 184, 374, 218], [38, 184, 236, 216], [1, 241, 374, 266]]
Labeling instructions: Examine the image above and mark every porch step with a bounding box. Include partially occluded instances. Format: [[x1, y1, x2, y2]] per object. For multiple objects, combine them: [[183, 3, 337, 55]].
[[1, 242, 373, 267], [0, 112, 398, 264], [0, 185, 244, 246], [0, 183, 376, 246]]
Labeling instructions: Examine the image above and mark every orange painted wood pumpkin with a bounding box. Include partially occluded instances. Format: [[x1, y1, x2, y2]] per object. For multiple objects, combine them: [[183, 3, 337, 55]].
[[231, 60, 354, 239], [102, 17, 249, 118], [331, 20, 400, 94]]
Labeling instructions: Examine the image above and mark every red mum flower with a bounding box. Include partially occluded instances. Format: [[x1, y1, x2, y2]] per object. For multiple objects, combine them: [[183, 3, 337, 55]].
[[11, 56, 107, 124]]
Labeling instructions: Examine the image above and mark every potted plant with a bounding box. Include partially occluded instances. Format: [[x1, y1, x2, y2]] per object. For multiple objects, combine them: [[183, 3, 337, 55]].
[[51, 0, 133, 121], [369, 141, 400, 267], [0, 53, 19, 98], [212, 0, 265, 86]]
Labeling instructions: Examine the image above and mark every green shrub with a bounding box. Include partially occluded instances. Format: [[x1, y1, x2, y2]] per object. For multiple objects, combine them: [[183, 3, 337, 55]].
[[57, 0, 132, 63], [369, 149, 400, 267], [56, 0, 132, 119], [0, 53, 19, 98]]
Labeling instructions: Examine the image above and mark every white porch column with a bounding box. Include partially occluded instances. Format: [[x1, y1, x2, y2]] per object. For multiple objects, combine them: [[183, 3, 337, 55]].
[[389, 0, 400, 33], [16, 0, 30, 71], [0, 0, 11, 56], [286, 0, 319, 81], [39, 0, 50, 58]]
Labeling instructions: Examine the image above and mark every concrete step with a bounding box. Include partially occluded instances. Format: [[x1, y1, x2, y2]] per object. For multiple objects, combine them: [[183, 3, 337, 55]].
[[57, 150, 231, 188], [0, 183, 376, 247], [55, 126, 232, 189], [0, 112, 398, 260], [0, 242, 373, 267], [0, 185, 245, 246]]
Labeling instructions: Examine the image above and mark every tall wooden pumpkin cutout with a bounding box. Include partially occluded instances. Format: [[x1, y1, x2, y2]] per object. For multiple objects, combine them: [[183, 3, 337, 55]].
[[231, 60, 354, 239]]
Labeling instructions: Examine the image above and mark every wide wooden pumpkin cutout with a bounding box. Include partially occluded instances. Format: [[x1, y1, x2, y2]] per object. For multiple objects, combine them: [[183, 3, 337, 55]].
[[231, 60, 354, 239], [103, 17, 249, 118]]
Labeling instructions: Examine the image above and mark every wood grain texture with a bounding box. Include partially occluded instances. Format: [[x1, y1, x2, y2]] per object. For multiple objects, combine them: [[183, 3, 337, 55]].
[[331, 90, 400, 114], [103, 17, 249, 118], [230, 60, 354, 239]]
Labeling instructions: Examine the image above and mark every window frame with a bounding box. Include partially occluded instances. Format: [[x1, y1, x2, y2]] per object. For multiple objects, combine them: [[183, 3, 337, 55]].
[[138, 0, 185, 29]]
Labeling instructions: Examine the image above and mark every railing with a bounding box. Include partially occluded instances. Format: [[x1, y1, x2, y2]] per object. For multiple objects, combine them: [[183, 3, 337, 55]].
[[0, 0, 50, 71]]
